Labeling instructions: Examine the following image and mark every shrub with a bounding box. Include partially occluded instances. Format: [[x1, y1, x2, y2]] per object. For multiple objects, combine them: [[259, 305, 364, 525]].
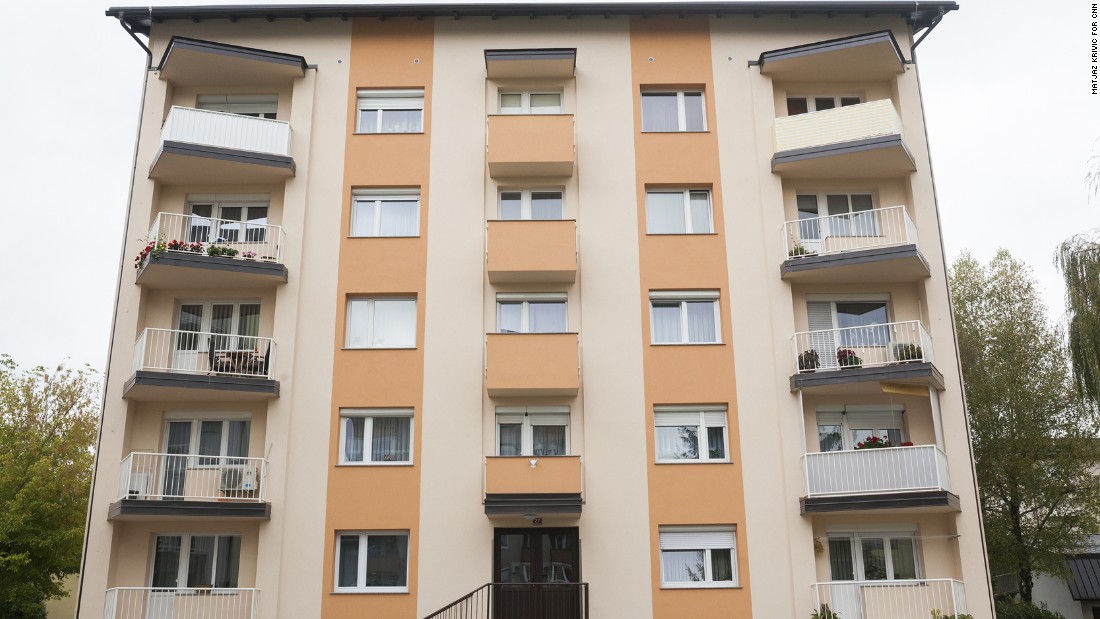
[[810, 604, 841, 619], [994, 599, 1066, 619]]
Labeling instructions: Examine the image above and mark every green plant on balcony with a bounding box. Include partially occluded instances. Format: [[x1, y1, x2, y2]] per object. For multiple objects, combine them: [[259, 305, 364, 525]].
[[811, 604, 841, 619], [893, 342, 924, 363], [789, 242, 818, 258], [166, 239, 204, 253], [930, 610, 973, 619], [207, 245, 240, 258], [798, 349, 820, 372], [836, 348, 862, 368], [133, 241, 165, 269]]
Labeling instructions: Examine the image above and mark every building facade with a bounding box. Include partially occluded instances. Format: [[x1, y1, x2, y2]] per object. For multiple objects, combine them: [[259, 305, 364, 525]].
[[81, 3, 995, 618]]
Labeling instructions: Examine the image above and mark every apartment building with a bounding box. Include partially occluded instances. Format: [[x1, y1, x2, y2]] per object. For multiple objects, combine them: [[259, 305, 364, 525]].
[[80, 2, 994, 618]]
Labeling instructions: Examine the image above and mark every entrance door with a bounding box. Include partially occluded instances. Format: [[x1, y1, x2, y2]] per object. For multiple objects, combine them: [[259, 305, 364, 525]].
[[161, 422, 192, 498], [493, 528, 581, 619]]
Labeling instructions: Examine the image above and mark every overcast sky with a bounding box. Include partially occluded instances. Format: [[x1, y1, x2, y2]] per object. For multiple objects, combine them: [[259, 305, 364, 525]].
[[0, 0, 1094, 371]]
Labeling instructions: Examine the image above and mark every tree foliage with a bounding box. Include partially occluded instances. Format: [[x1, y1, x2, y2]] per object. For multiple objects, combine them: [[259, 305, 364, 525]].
[[950, 250, 1100, 603], [0, 356, 99, 617], [1055, 232, 1100, 406]]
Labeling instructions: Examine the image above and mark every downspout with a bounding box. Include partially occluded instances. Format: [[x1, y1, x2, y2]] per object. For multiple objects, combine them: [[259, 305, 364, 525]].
[[116, 9, 155, 70], [74, 9, 153, 617]]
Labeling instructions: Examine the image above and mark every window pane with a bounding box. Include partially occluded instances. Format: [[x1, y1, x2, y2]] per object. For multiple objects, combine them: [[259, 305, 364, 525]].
[[217, 207, 242, 242], [226, 420, 250, 459], [684, 92, 705, 131], [351, 200, 377, 237], [198, 421, 222, 465], [189, 205, 213, 243], [500, 93, 523, 112], [828, 538, 855, 581], [646, 192, 686, 234], [373, 300, 416, 347], [344, 417, 365, 462], [237, 303, 260, 350], [372, 416, 411, 462], [380, 200, 419, 237], [861, 538, 888, 580], [885, 428, 903, 445], [214, 536, 241, 588], [707, 426, 725, 460], [686, 301, 717, 343], [187, 536, 216, 587], [786, 97, 809, 116], [662, 549, 706, 582], [532, 425, 566, 456], [498, 303, 523, 334], [531, 192, 563, 220], [499, 192, 523, 219], [818, 424, 843, 452], [151, 536, 182, 588], [890, 538, 918, 579], [358, 110, 379, 133], [840, 96, 862, 107], [689, 192, 712, 233], [814, 97, 836, 111], [710, 548, 733, 581], [797, 195, 821, 240], [656, 425, 699, 460], [642, 93, 679, 132], [244, 207, 268, 242], [365, 535, 408, 587], [530, 93, 561, 112], [528, 302, 566, 333], [346, 300, 369, 347], [652, 303, 682, 343], [498, 423, 522, 456], [836, 302, 889, 347], [380, 109, 421, 133], [338, 535, 360, 587]]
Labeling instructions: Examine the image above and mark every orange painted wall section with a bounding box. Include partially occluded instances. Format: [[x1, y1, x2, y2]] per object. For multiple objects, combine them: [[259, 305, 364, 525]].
[[484, 456, 583, 495], [322, 17, 434, 619], [629, 16, 754, 618], [487, 219, 577, 284]]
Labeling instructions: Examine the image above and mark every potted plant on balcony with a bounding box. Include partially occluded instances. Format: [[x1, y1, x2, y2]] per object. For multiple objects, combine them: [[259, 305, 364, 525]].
[[798, 349, 820, 372], [134, 241, 165, 269], [930, 611, 973, 619], [207, 245, 240, 259], [789, 242, 817, 258], [166, 239, 204, 253], [854, 435, 893, 449], [242, 251, 258, 260], [892, 342, 923, 363], [811, 604, 841, 619], [836, 348, 862, 368]]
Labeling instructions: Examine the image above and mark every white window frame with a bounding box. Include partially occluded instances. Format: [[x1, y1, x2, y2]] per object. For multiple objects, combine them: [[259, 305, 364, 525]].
[[826, 529, 922, 581], [498, 90, 563, 114], [186, 196, 272, 244], [196, 94, 278, 118], [149, 533, 242, 589], [338, 408, 414, 466], [654, 406, 729, 464], [649, 291, 721, 345], [645, 189, 714, 234], [496, 293, 568, 334], [786, 94, 863, 116], [345, 297, 417, 349], [334, 531, 410, 593], [495, 406, 570, 456], [356, 89, 424, 134], [496, 189, 565, 221], [658, 526, 738, 589], [350, 189, 421, 238], [161, 416, 252, 467], [641, 90, 707, 132]]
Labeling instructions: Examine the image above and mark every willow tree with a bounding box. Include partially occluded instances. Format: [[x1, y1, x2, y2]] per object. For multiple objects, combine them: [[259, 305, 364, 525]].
[[1055, 234, 1100, 406], [950, 250, 1100, 603]]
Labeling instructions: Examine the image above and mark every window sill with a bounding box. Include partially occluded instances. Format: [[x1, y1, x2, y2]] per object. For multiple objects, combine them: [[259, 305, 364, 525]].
[[650, 342, 724, 346], [641, 130, 711, 134], [342, 346, 418, 351], [337, 461, 414, 467], [352, 132, 425, 136], [655, 460, 732, 465], [646, 232, 719, 236], [332, 587, 409, 595], [660, 582, 740, 590], [347, 235, 421, 239]]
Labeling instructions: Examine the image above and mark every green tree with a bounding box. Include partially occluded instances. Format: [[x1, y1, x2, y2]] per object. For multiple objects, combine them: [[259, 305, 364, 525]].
[[1055, 233, 1100, 406], [0, 356, 99, 618], [950, 250, 1100, 603]]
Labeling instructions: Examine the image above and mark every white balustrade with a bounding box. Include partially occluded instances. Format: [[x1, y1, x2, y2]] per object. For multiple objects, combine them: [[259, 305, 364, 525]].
[[812, 579, 966, 619], [784, 205, 917, 259], [161, 105, 290, 156], [104, 587, 258, 619], [803, 445, 950, 497], [145, 212, 284, 264], [132, 328, 276, 379], [775, 99, 903, 153], [792, 320, 933, 373], [117, 453, 267, 502]]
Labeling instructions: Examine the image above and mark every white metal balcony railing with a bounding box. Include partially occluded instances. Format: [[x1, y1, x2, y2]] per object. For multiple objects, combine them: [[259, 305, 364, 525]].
[[133, 328, 276, 379], [118, 452, 267, 503], [104, 587, 258, 619], [146, 212, 285, 264], [804, 445, 950, 497], [774, 99, 903, 153], [784, 205, 917, 259], [162, 105, 291, 157], [792, 320, 933, 373], [812, 579, 967, 619]]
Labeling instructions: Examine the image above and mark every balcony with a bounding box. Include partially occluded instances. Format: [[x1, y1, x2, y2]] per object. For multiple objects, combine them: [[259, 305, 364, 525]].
[[772, 100, 915, 178], [124, 328, 279, 401], [487, 220, 577, 284], [812, 579, 967, 619], [487, 115, 575, 178], [149, 106, 295, 184], [104, 587, 258, 619], [781, 206, 929, 283], [136, 213, 287, 288], [109, 453, 270, 521], [801, 446, 959, 513], [486, 333, 580, 397], [790, 320, 942, 391], [484, 456, 583, 516]]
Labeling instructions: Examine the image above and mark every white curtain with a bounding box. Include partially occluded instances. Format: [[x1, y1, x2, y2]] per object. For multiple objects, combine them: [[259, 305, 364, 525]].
[[646, 192, 686, 234], [661, 549, 706, 582], [499, 192, 523, 219], [498, 303, 523, 333], [529, 302, 567, 333], [686, 301, 716, 343], [373, 300, 416, 347], [655, 426, 698, 460], [379, 109, 422, 133], [380, 200, 419, 236], [689, 192, 711, 233], [351, 201, 376, 236], [371, 416, 411, 462], [532, 425, 566, 456], [344, 417, 365, 462], [530, 93, 561, 112], [683, 93, 705, 131], [642, 93, 679, 132], [498, 424, 522, 456], [652, 303, 682, 343], [531, 192, 563, 220]]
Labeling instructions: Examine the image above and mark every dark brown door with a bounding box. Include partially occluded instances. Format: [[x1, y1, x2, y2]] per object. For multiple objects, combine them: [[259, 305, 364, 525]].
[[493, 528, 581, 619]]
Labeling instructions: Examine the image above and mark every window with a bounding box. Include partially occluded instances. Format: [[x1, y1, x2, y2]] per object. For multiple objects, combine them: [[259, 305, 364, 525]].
[[654, 406, 728, 463], [646, 190, 713, 234], [796, 193, 877, 238], [187, 198, 270, 244], [498, 190, 564, 220], [659, 526, 737, 588], [496, 407, 569, 456], [336, 531, 409, 592], [497, 294, 567, 334], [650, 291, 720, 344], [499, 91, 562, 114], [356, 89, 423, 134], [196, 94, 277, 119], [350, 191, 420, 237], [817, 409, 905, 452], [339, 409, 413, 464], [175, 301, 262, 352], [806, 299, 890, 350], [164, 419, 250, 466], [346, 298, 417, 349], [642, 91, 705, 132], [786, 95, 862, 116], [150, 534, 242, 588], [828, 531, 920, 581]]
